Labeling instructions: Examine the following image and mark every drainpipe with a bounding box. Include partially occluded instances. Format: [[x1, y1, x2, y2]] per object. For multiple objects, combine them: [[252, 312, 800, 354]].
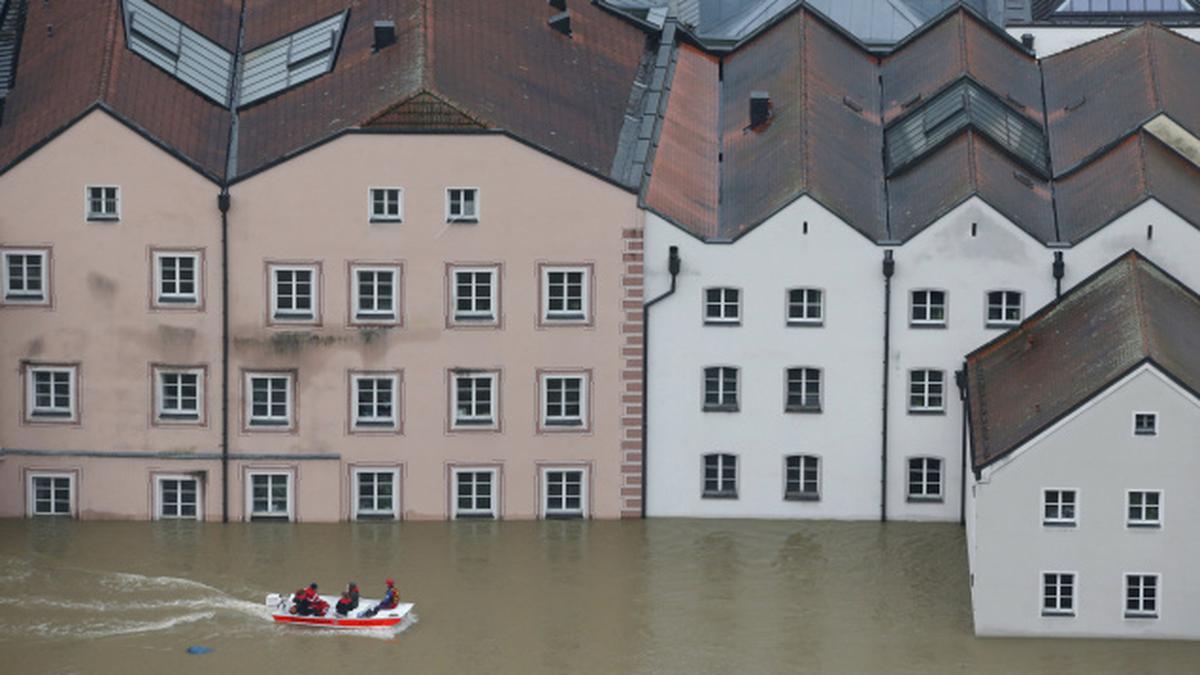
[[956, 366, 967, 526], [1052, 251, 1065, 298], [641, 245, 680, 518], [219, 190, 231, 523], [880, 250, 894, 522]]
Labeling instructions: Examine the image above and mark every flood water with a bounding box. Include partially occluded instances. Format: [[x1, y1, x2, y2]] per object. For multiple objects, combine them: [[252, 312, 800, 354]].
[[1, 519, 1197, 674]]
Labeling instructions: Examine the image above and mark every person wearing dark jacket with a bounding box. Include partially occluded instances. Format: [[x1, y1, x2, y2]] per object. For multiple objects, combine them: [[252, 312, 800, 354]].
[[347, 582, 361, 609], [335, 592, 356, 617]]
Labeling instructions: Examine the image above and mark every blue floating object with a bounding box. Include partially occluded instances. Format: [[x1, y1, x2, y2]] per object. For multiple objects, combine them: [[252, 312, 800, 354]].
[[186, 646, 214, 655]]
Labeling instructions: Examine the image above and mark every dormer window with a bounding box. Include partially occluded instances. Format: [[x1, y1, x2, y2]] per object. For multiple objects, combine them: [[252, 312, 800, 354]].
[[239, 11, 348, 107]]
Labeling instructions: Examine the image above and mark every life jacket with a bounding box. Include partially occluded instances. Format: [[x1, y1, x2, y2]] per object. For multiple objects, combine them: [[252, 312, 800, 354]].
[[380, 588, 398, 609]]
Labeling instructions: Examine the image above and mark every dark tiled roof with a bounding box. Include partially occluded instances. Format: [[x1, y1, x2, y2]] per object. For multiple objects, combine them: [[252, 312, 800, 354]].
[[1055, 132, 1200, 243], [1043, 23, 1200, 177], [0, 0, 232, 180], [644, 8, 886, 241], [966, 250, 1200, 470], [888, 131, 1055, 241]]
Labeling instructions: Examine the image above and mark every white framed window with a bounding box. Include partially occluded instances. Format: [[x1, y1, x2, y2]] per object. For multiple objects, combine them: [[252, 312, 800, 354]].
[[541, 373, 587, 429], [1125, 574, 1159, 619], [351, 265, 400, 323], [353, 468, 399, 520], [269, 264, 318, 322], [541, 266, 589, 323], [907, 457, 943, 502], [156, 475, 201, 520], [908, 369, 945, 413], [2, 248, 49, 305], [246, 471, 292, 521], [153, 251, 201, 307], [702, 453, 737, 499], [86, 185, 120, 221], [986, 290, 1022, 327], [155, 367, 204, 424], [446, 187, 480, 222], [703, 366, 739, 412], [27, 472, 74, 517], [26, 364, 77, 422], [704, 287, 740, 324], [542, 467, 587, 519], [1127, 490, 1161, 528], [1133, 412, 1158, 436], [351, 373, 399, 430], [1042, 488, 1077, 527], [1042, 572, 1075, 616], [452, 468, 497, 518], [368, 187, 404, 222], [784, 455, 820, 501], [786, 288, 823, 325], [785, 367, 822, 412], [910, 289, 947, 326], [451, 371, 498, 429], [245, 372, 294, 429], [451, 266, 498, 323]]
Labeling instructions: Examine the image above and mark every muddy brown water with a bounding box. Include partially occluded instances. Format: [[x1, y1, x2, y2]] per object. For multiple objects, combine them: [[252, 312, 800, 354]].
[[1, 519, 1196, 674]]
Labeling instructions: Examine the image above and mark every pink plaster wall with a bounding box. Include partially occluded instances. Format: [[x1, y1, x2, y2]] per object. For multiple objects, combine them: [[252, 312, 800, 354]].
[[0, 111, 223, 518], [227, 133, 640, 520]]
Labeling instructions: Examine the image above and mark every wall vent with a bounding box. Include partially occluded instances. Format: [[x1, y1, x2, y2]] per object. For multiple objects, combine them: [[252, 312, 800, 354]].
[[548, 10, 571, 37], [373, 21, 395, 52], [749, 91, 770, 128]]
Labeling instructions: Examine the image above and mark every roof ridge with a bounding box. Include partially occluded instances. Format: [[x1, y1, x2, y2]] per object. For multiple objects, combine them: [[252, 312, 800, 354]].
[[1144, 21, 1164, 115], [1131, 251, 1153, 360], [421, 0, 432, 93], [98, 0, 120, 102]]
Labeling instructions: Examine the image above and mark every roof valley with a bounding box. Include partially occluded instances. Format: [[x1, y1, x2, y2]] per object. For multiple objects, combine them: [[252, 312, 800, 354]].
[[97, 0, 120, 102]]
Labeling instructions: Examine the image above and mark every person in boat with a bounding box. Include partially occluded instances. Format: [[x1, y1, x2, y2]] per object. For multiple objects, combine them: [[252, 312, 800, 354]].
[[362, 578, 399, 617], [293, 582, 327, 616], [348, 581, 360, 607], [335, 591, 355, 617]]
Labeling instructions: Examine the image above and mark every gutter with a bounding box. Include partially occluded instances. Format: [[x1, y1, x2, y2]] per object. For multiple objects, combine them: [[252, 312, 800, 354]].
[[1053, 250, 1065, 298], [956, 365, 968, 526], [880, 249, 895, 522], [641, 244, 680, 518]]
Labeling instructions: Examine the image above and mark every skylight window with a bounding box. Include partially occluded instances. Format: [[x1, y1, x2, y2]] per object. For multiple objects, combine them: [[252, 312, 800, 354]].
[[1055, 0, 1195, 12], [123, 0, 234, 106], [885, 80, 1049, 177], [239, 11, 348, 107]]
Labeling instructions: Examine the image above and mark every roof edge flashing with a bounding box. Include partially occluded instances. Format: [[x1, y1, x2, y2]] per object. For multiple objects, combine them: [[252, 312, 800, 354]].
[[1144, 113, 1200, 170]]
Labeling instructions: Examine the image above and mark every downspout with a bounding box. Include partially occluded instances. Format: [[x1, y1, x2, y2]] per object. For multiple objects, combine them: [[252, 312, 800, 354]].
[[220, 0, 247, 523], [641, 245, 680, 518], [1052, 251, 1064, 298], [956, 366, 967, 526], [880, 250, 895, 522]]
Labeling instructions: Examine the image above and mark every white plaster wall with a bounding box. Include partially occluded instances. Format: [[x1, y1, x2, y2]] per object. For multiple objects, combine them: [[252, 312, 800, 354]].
[[971, 366, 1200, 639], [889, 199, 1057, 521], [1006, 27, 1200, 58], [644, 197, 884, 519], [1062, 200, 1200, 291]]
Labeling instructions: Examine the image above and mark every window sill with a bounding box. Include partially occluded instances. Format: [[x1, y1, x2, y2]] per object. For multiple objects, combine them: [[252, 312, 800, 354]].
[[702, 405, 739, 413], [702, 320, 741, 327], [907, 408, 946, 416], [1124, 613, 1158, 620], [355, 513, 398, 521], [786, 320, 823, 327], [157, 297, 199, 306], [354, 420, 398, 429], [909, 322, 947, 329], [446, 218, 479, 224], [272, 313, 316, 322], [1127, 522, 1161, 529], [545, 512, 584, 520], [369, 217, 403, 224], [784, 493, 820, 502], [702, 492, 738, 500], [1041, 610, 1075, 617], [354, 313, 397, 323], [158, 413, 201, 422], [86, 215, 120, 223], [1042, 521, 1077, 528], [452, 315, 497, 324], [454, 513, 496, 520], [986, 322, 1019, 330], [543, 314, 588, 323], [1133, 431, 1157, 437], [785, 405, 822, 414], [451, 420, 497, 431], [30, 411, 73, 420], [544, 419, 584, 428], [31, 512, 73, 518], [248, 419, 290, 428], [906, 496, 944, 503], [3, 295, 47, 304], [249, 515, 291, 522]]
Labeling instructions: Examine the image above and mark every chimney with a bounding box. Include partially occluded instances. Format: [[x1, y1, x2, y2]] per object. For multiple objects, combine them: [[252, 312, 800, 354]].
[[373, 21, 396, 52], [749, 91, 770, 128], [1021, 33, 1035, 51], [549, 11, 572, 37], [549, 0, 567, 10]]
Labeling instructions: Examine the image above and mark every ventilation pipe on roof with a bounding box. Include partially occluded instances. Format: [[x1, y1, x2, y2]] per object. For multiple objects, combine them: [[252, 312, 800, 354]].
[[548, 0, 566, 10], [880, 250, 895, 522], [1021, 33, 1035, 51], [1053, 251, 1065, 297], [548, 11, 571, 37], [749, 91, 770, 128], [373, 21, 395, 52]]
